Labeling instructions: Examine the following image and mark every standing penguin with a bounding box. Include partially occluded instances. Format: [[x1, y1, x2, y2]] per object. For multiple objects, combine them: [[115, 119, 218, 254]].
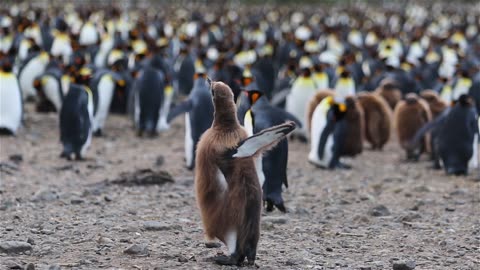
[[167, 69, 214, 170], [239, 88, 302, 212], [0, 59, 22, 135], [285, 56, 317, 140], [132, 60, 166, 136], [89, 69, 127, 136], [374, 79, 402, 110], [308, 96, 361, 169], [393, 93, 432, 161], [59, 84, 94, 160], [33, 60, 65, 112], [410, 95, 478, 175], [357, 92, 392, 150], [195, 80, 295, 266], [18, 51, 50, 100]]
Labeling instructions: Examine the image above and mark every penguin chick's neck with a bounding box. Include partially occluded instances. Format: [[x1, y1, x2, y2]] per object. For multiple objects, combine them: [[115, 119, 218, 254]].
[[213, 98, 240, 130]]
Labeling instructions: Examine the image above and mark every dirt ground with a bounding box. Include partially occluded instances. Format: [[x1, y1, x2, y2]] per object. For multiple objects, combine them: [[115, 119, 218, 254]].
[[0, 105, 479, 270]]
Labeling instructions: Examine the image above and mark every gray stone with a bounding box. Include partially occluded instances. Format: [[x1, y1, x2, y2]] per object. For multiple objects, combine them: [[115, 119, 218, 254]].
[[70, 198, 85, 205], [123, 243, 149, 256], [262, 216, 288, 225], [369, 205, 391, 217], [48, 265, 61, 270], [392, 260, 416, 270], [25, 263, 35, 270], [31, 189, 59, 202], [143, 221, 182, 231], [0, 241, 33, 254], [177, 255, 188, 262]]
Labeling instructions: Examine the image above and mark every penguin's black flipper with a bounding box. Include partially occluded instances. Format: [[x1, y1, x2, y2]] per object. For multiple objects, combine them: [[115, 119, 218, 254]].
[[227, 122, 296, 159], [270, 88, 290, 107], [318, 110, 336, 159], [167, 99, 193, 123]]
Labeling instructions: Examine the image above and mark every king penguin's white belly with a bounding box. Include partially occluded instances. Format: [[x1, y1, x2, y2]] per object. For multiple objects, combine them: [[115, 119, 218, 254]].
[[43, 75, 63, 111], [0, 75, 22, 134], [157, 87, 173, 132], [93, 75, 115, 132], [308, 104, 333, 167], [184, 113, 194, 168], [286, 86, 316, 135], [244, 111, 265, 187], [469, 122, 479, 169], [19, 58, 46, 99]]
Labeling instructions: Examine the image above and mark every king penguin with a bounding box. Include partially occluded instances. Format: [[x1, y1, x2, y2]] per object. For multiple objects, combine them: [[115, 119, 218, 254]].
[[18, 51, 50, 100], [59, 83, 94, 160], [308, 96, 352, 169], [0, 59, 23, 135], [239, 87, 302, 212], [167, 64, 214, 170], [33, 60, 64, 112], [195, 79, 295, 266], [133, 57, 167, 136]]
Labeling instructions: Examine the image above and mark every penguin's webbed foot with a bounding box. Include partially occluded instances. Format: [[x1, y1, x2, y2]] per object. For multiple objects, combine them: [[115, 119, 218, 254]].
[[330, 162, 351, 170], [93, 129, 103, 137], [213, 254, 243, 266]]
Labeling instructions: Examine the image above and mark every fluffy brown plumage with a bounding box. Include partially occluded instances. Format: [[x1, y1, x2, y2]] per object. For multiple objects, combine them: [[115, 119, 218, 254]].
[[393, 93, 432, 160], [357, 92, 392, 150], [375, 79, 402, 110], [195, 81, 295, 266], [341, 96, 365, 156], [420, 90, 448, 119]]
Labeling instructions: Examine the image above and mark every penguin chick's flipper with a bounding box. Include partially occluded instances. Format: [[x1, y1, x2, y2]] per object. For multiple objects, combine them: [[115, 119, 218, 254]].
[[167, 99, 193, 123], [229, 122, 296, 158]]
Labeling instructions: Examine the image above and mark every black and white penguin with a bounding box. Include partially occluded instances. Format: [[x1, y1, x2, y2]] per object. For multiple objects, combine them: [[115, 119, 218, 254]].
[[240, 88, 301, 212], [0, 59, 23, 135], [132, 60, 167, 136], [173, 45, 195, 96], [89, 68, 127, 135], [33, 60, 64, 112], [308, 96, 351, 169], [59, 83, 94, 160], [18, 51, 50, 100], [285, 56, 318, 139], [167, 66, 214, 170]]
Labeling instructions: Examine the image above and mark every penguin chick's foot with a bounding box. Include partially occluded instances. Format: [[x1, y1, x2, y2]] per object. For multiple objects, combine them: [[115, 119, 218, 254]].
[[213, 254, 242, 266]]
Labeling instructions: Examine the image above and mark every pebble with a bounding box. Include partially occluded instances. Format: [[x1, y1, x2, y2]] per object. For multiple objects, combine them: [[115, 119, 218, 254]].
[[25, 263, 35, 270], [48, 265, 61, 270], [369, 205, 391, 217], [400, 213, 422, 222], [262, 216, 288, 225], [177, 255, 189, 262], [326, 247, 333, 252], [70, 198, 85, 205], [143, 221, 182, 231], [0, 241, 33, 254], [9, 154, 23, 163], [31, 189, 59, 202], [26, 238, 35, 245], [445, 207, 455, 212], [392, 260, 416, 270], [123, 243, 149, 256]]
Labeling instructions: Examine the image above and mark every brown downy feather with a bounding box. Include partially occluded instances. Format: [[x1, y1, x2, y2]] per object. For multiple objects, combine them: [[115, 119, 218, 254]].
[[341, 96, 365, 156], [306, 89, 335, 133], [375, 79, 402, 110], [195, 81, 294, 265], [357, 92, 392, 150], [393, 93, 432, 156], [420, 90, 448, 119]]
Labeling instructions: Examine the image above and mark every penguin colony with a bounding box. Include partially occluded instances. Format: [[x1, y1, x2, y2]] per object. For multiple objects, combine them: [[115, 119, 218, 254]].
[[0, 1, 479, 265]]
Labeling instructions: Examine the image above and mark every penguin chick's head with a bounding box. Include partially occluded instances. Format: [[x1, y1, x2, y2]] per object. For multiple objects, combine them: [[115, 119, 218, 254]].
[[210, 80, 239, 128]]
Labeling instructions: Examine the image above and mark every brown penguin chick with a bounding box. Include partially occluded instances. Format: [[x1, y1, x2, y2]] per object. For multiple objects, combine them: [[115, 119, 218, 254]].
[[341, 96, 365, 156], [375, 79, 402, 110], [195, 80, 295, 266], [306, 89, 335, 133], [420, 90, 448, 119], [393, 93, 432, 161], [357, 92, 392, 150]]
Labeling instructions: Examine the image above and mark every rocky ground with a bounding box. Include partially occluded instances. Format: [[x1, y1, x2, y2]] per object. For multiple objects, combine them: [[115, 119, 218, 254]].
[[0, 106, 479, 270]]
